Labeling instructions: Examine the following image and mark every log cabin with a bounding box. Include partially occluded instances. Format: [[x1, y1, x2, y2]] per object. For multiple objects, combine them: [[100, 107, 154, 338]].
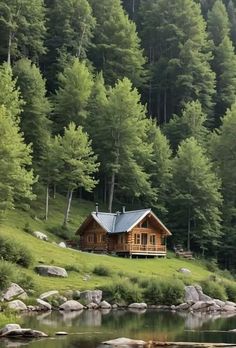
[[76, 207, 171, 257]]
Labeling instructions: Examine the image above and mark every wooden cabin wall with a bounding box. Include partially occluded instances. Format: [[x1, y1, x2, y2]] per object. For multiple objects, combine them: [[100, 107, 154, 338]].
[[79, 219, 107, 251]]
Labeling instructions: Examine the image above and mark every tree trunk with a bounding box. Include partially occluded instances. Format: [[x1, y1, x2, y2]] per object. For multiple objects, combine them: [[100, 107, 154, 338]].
[[7, 31, 12, 66], [108, 172, 115, 213], [164, 89, 167, 124], [63, 189, 73, 227], [104, 176, 107, 204], [187, 206, 191, 251], [45, 184, 49, 221], [53, 184, 56, 199]]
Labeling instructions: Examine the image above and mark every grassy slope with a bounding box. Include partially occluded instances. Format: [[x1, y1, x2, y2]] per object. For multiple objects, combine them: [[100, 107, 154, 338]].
[[0, 193, 213, 294]]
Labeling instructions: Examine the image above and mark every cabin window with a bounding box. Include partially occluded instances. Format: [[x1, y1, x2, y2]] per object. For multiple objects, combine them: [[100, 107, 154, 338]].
[[87, 234, 93, 243], [161, 236, 166, 245], [141, 220, 148, 228], [150, 235, 156, 245], [102, 235, 106, 243], [134, 233, 141, 244], [119, 234, 125, 244]]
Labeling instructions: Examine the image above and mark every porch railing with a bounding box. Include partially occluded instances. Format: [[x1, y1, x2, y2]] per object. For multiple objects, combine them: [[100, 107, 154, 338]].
[[115, 243, 166, 253]]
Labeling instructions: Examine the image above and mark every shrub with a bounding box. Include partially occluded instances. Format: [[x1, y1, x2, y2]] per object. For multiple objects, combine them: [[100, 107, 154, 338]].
[[204, 259, 219, 273], [65, 264, 80, 273], [23, 222, 33, 234], [48, 226, 74, 240], [201, 279, 227, 300], [143, 278, 184, 305], [0, 261, 15, 291], [93, 265, 111, 277], [225, 282, 236, 302], [16, 273, 36, 291], [102, 278, 143, 304], [0, 236, 33, 268]]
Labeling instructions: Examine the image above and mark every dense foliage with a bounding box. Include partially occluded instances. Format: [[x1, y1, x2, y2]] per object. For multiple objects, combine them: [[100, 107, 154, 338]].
[[1, 0, 236, 269]]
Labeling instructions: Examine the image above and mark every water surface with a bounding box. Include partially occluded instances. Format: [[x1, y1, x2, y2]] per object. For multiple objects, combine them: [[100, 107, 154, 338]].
[[1, 310, 236, 348]]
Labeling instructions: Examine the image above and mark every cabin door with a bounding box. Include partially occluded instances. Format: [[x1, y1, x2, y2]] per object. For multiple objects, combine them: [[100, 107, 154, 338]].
[[141, 233, 148, 245]]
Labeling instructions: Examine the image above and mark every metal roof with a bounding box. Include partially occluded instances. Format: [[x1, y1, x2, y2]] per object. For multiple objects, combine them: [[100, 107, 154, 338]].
[[91, 209, 152, 234]]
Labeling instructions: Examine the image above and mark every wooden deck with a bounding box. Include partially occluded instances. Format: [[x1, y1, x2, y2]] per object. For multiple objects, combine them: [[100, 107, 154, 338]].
[[115, 243, 166, 256]]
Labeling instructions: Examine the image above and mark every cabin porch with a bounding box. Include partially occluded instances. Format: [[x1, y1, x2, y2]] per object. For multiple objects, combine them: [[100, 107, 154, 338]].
[[114, 243, 166, 257]]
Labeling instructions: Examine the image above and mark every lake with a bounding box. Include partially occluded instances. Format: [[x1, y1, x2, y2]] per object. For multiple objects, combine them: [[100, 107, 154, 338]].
[[1, 310, 236, 348]]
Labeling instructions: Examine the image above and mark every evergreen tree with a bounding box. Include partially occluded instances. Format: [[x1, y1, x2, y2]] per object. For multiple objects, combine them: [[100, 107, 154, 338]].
[[140, 0, 215, 121], [227, 0, 236, 48], [164, 101, 208, 151], [55, 123, 99, 226], [210, 104, 236, 268], [208, 0, 230, 46], [0, 62, 23, 121], [13, 58, 51, 163], [53, 58, 93, 133], [0, 0, 46, 65], [88, 0, 146, 86], [43, 0, 95, 90], [147, 121, 172, 216], [0, 105, 35, 213], [91, 77, 154, 212], [171, 137, 222, 254]]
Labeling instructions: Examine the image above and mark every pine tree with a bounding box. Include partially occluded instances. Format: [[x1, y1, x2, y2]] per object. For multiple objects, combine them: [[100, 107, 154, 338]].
[[0, 0, 46, 65], [208, 0, 230, 46], [164, 101, 208, 151], [0, 62, 23, 121], [43, 0, 95, 90], [171, 137, 222, 254], [88, 0, 146, 86], [0, 105, 35, 213], [140, 0, 215, 121], [210, 104, 236, 268], [13, 58, 51, 163], [53, 58, 93, 133], [227, 0, 236, 48], [55, 123, 99, 226]]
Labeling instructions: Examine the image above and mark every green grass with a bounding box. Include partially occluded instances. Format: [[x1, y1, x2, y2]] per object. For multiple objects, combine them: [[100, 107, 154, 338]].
[[0, 192, 220, 295]]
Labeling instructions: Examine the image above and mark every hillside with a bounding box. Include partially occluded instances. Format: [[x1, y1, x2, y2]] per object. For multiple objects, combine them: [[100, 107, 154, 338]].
[[0, 193, 217, 294]]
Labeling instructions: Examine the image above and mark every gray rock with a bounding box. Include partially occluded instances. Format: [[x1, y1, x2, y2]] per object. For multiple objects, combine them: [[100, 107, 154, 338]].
[[102, 337, 146, 347], [128, 303, 147, 310], [191, 301, 213, 311], [176, 303, 191, 311], [184, 285, 200, 302], [55, 331, 68, 335], [36, 298, 52, 310], [7, 300, 27, 311], [59, 300, 84, 311], [87, 302, 99, 309], [207, 303, 221, 311], [214, 299, 225, 307], [178, 268, 191, 274], [35, 265, 68, 278], [112, 304, 118, 309], [0, 324, 21, 336], [195, 285, 212, 301], [33, 231, 48, 241], [40, 290, 59, 300], [80, 290, 102, 305], [2, 283, 26, 301], [225, 301, 236, 307], [1, 328, 48, 338], [223, 305, 236, 312], [99, 300, 111, 309], [58, 242, 66, 248]]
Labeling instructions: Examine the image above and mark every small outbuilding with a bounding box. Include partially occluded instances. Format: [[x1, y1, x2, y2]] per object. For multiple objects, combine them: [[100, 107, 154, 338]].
[[76, 207, 171, 257]]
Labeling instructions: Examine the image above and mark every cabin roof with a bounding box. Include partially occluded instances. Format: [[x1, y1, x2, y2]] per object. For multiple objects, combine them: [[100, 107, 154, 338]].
[[77, 209, 171, 235]]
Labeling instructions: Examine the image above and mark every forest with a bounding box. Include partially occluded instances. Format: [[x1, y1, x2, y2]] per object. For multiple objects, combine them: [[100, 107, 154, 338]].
[[0, 0, 236, 270]]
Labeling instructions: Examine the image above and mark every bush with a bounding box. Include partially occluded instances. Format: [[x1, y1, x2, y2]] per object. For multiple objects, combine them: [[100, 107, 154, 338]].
[[225, 282, 236, 302], [204, 259, 219, 273], [23, 222, 33, 234], [16, 273, 36, 291], [93, 265, 111, 277], [102, 278, 143, 304], [48, 226, 74, 240], [65, 264, 80, 273], [201, 279, 227, 300], [143, 278, 184, 305], [0, 236, 33, 268], [0, 261, 15, 291]]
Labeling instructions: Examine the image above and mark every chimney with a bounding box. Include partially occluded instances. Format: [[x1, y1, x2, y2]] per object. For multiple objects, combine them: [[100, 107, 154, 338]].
[[122, 206, 126, 214], [95, 203, 99, 215]]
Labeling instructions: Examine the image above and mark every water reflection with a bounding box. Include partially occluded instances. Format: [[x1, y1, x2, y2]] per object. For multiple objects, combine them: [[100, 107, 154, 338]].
[[0, 310, 236, 348]]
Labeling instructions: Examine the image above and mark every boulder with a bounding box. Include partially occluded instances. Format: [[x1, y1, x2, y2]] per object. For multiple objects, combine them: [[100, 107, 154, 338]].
[[225, 301, 236, 307], [207, 303, 221, 312], [87, 302, 99, 309], [33, 231, 48, 241], [112, 304, 118, 309], [191, 301, 213, 311], [184, 285, 200, 302], [36, 299, 52, 310], [176, 303, 191, 311], [99, 300, 111, 309], [102, 337, 146, 347], [58, 242, 66, 248], [178, 268, 191, 275], [2, 283, 26, 301], [80, 290, 102, 305], [223, 305, 236, 312], [59, 300, 84, 311], [39, 290, 59, 300], [214, 299, 225, 308], [0, 324, 21, 336], [1, 328, 48, 338], [35, 265, 68, 278], [195, 285, 212, 301], [128, 303, 147, 310], [55, 332, 68, 335], [7, 300, 27, 311]]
